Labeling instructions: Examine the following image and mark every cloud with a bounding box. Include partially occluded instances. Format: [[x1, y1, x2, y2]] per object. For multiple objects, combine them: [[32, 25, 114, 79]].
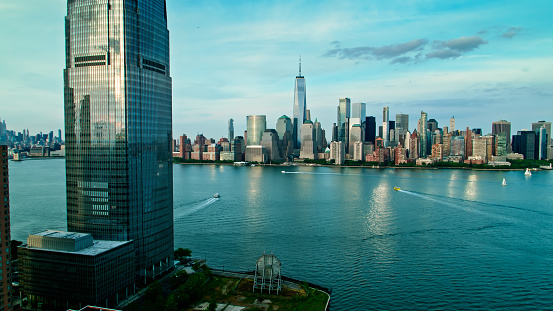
[[322, 39, 427, 62], [426, 49, 462, 59], [502, 27, 522, 39], [434, 36, 487, 52]]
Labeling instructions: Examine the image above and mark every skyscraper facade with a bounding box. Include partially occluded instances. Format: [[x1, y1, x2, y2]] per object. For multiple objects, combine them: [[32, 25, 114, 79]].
[[492, 120, 512, 153], [246, 115, 267, 146], [395, 114, 409, 146], [337, 98, 351, 148], [228, 118, 234, 141], [0, 145, 12, 311], [383, 107, 389, 147], [420, 111, 428, 157], [64, 0, 173, 276], [293, 59, 306, 149], [364, 116, 376, 144]]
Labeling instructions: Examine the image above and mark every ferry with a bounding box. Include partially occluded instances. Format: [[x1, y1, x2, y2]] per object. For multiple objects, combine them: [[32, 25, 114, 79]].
[[393, 187, 401, 191]]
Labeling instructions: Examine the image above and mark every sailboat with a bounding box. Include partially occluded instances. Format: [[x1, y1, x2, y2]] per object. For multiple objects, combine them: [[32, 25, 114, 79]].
[[502, 178, 507, 186], [524, 168, 532, 176]]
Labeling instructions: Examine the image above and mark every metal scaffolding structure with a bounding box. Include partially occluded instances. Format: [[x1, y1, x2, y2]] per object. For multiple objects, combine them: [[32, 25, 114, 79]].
[[253, 253, 282, 295]]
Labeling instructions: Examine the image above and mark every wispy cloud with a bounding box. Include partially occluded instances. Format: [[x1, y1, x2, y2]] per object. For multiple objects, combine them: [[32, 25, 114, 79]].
[[325, 35, 489, 63], [502, 26, 522, 39]]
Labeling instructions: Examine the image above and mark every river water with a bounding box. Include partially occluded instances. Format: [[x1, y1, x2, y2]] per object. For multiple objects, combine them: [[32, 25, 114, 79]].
[[9, 159, 553, 310]]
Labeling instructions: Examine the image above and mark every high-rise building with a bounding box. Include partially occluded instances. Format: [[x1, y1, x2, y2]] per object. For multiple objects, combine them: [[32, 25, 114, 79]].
[[350, 103, 366, 143], [246, 115, 267, 146], [395, 114, 409, 146], [492, 120, 511, 153], [300, 121, 317, 159], [276, 115, 293, 158], [337, 98, 351, 149], [383, 107, 389, 147], [63, 0, 173, 276], [228, 118, 234, 141], [427, 119, 438, 133], [0, 145, 12, 311], [450, 117, 456, 133], [419, 111, 428, 157], [532, 121, 551, 159], [364, 116, 376, 144], [293, 58, 306, 149]]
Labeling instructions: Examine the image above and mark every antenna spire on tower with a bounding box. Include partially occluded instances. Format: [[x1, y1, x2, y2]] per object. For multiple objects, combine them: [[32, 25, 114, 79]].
[[299, 55, 302, 77]]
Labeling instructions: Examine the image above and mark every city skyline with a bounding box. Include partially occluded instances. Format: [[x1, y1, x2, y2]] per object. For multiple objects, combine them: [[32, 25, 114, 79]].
[[1, 0, 552, 139]]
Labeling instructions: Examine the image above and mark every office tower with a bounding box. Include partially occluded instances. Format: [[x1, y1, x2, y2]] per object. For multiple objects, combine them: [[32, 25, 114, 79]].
[[0, 145, 12, 311], [330, 141, 345, 165], [451, 136, 465, 157], [305, 109, 311, 122], [300, 121, 317, 159], [465, 127, 473, 159], [419, 111, 428, 157], [492, 120, 512, 153], [350, 102, 366, 141], [276, 115, 293, 157], [383, 107, 389, 147], [450, 117, 455, 133], [408, 131, 419, 159], [516, 130, 536, 159], [536, 127, 547, 160], [349, 124, 363, 157], [64, 0, 173, 276], [389, 121, 395, 144], [337, 98, 351, 149], [395, 114, 409, 146], [314, 119, 323, 153], [228, 118, 234, 141], [364, 116, 376, 144], [246, 115, 267, 146], [532, 121, 551, 159], [427, 119, 438, 133], [293, 58, 306, 149], [472, 137, 487, 161], [261, 130, 281, 161], [58, 129, 62, 142]]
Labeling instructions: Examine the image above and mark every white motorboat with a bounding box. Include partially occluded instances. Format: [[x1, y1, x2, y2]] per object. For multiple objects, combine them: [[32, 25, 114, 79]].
[[524, 168, 532, 176]]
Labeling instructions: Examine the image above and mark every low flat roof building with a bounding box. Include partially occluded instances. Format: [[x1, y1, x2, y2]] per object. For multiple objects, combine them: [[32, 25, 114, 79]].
[[19, 230, 135, 310]]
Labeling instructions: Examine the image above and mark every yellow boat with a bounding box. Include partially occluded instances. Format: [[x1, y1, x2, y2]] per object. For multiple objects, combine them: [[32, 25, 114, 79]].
[[393, 187, 401, 191]]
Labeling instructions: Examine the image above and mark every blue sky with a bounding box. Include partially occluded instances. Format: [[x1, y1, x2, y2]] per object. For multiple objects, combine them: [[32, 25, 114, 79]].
[[1, 0, 552, 140]]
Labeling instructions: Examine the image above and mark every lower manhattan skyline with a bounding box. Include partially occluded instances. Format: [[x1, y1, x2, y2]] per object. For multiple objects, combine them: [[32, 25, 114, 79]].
[[1, 0, 552, 140]]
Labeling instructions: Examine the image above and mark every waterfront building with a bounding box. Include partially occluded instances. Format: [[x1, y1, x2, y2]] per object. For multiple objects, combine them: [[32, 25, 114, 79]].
[[382, 107, 389, 148], [276, 115, 293, 158], [492, 120, 512, 153], [245, 145, 268, 163], [19, 231, 134, 308], [0, 145, 12, 311], [293, 59, 306, 149], [431, 144, 444, 161], [364, 116, 376, 145], [330, 141, 345, 165], [495, 133, 507, 157], [532, 121, 551, 159], [246, 115, 267, 146], [395, 146, 408, 165], [337, 98, 351, 151], [408, 131, 419, 159], [63, 0, 173, 278], [536, 126, 548, 160], [443, 132, 452, 157], [419, 112, 428, 158], [472, 137, 488, 162], [300, 121, 317, 159], [228, 118, 234, 141], [261, 130, 281, 161], [179, 135, 191, 159]]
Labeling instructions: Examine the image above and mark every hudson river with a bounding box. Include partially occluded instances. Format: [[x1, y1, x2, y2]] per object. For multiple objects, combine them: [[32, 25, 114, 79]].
[[9, 159, 553, 310]]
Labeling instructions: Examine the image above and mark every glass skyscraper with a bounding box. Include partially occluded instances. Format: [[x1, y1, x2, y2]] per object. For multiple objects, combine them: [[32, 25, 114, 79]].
[[64, 0, 173, 277], [293, 59, 306, 149]]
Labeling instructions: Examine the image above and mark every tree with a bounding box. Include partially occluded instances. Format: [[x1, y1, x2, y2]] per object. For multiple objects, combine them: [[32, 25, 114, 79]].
[[174, 247, 192, 264]]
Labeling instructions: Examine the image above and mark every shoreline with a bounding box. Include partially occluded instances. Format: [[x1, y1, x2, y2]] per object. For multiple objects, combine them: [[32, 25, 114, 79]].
[[174, 162, 545, 171]]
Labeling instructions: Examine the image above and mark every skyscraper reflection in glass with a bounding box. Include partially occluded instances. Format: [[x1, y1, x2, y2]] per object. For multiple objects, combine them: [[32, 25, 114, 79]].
[[64, 0, 173, 276]]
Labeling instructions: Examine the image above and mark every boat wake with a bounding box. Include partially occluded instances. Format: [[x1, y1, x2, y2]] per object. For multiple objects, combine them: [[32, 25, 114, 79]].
[[399, 190, 553, 217], [174, 197, 219, 219]]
